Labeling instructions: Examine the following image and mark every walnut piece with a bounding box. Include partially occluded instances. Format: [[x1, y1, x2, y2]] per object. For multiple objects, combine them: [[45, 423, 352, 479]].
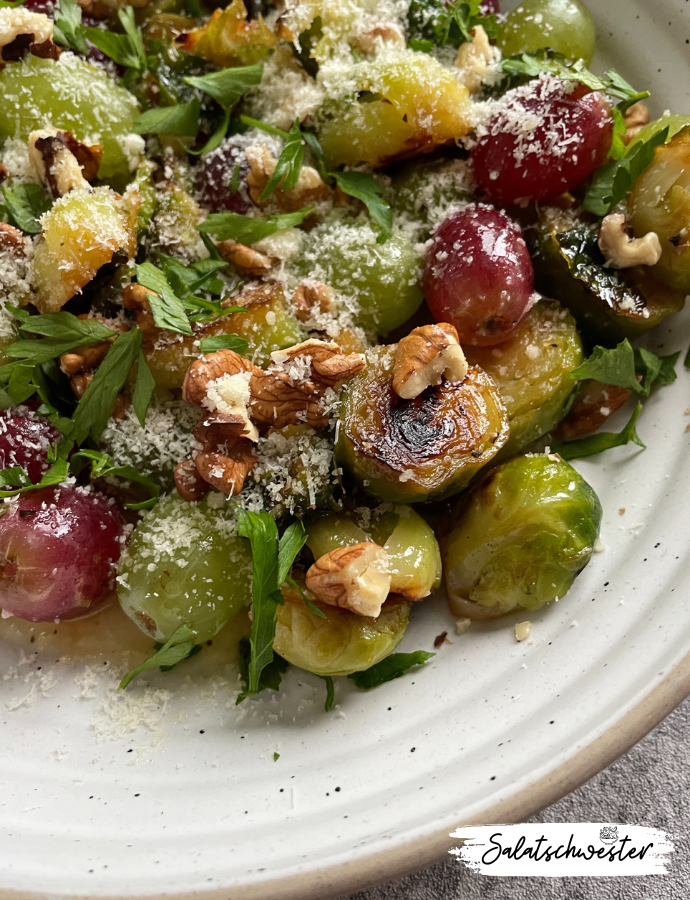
[[193, 444, 257, 497], [174, 458, 210, 503], [392, 323, 468, 400], [0, 9, 57, 62], [354, 22, 405, 55], [598, 212, 662, 268], [182, 349, 260, 408], [305, 542, 391, 618], [216, 239, 277, 276], [28, 129, 103, 197], [0, 222, 24, 254], [245, 144, 331, 211], [621, 102, 651, 145], [60, 341, 114, 376], [291, 281, 337, 323], [455, 25, 496, 93], [269, 339, 365, 388]]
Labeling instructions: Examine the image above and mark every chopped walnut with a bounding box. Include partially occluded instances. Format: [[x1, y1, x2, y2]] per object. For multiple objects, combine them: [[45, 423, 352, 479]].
[[193, 445, 257, 497], [28, 129, 103, 197], [392, 323, 468, 400], [245, 144, 331, 212], [269, 339, 365, 388], [354, 22, 405, 55], [621, 102, 651, 145], [174, 458, 210, 503], [0, 222, 24, 254], [70, 371, 130, 421], [215, 239, 277, 276], [60, 341, 114, 376], [455, 25, 496, 93], [291, 281, 337, 323], [121, 282, 157, 332], [305, 542, 391, 618], [598, 212, 662, 268], [0, 9, 58, 62], [182, 349, 260, 408]]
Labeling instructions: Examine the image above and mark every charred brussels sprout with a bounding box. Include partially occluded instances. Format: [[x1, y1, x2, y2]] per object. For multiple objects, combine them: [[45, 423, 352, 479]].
[[306, 505, 442, 601], [336, 346, 509, 503], [444, 454, 602, 619], [628, 126, 690, 293], [118, 495, 252, 643], [465, 300, 583, 457], [531, 221, 685, 344], [274, 592, 411, 676], [388, 157, 475, 240]]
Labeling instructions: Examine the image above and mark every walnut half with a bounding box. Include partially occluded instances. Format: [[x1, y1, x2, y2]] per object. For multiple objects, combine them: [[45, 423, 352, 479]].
[[28, 128, 103, 197], [305, 542, 391, 618], [598, 212, 662, 269], [392, 323, 468, 400]]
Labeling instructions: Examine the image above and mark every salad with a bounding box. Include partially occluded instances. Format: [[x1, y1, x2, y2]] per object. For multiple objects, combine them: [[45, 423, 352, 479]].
[[0, 0, 686, 708]]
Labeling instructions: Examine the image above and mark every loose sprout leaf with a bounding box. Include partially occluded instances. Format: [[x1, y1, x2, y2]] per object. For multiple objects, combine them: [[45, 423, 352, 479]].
[[236, 636, 289, 704], [348, 651, 436, 689], [198, 334, 249, 354], [52, 0, 88, 55], [5, 312, 115, 366], [120, 626, 199, 689], [132, 99, 201, 138], [184, 63, 263, 109], [319, 675, 335, 711], [557, 401, 645, 461], [70, 328, 143, 444], [570, 339, 640, 393], [84, 6, 146, 70], [71, 448, 160, 510], [197, 206, 314, 244], [278, 519, 308, 586], [132, 351, 156, 428], [260, 119, 305, 201], [583, 126, 669, 217], [135, 262, 193, 335], [1, 184, 52, 234], [330, 171, 392, 243]]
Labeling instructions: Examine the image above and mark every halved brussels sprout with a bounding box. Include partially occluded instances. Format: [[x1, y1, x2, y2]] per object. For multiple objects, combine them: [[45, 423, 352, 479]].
[[144, 282, 305, 387], [32, 187, 138, 313], [306, 505, 442, 601], [318, 54, 470, 168], [175, 0, 277, 67], [118, 494, 252, 643], [444, 454, 602, 619], [388, 156, 475, 241], [336, 346, 509, 503], [0, 55, 139, 186], [294, 219, 424, 335], [465, 300, 583, 457], [274, 592, 411, 676], [532, 221, 685, 344], [628, 125, 690, 293], [151, 185, 206, 261]]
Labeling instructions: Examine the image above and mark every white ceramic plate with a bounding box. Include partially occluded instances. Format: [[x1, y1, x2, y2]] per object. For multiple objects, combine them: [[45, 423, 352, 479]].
[[3, 1, 690, 896]]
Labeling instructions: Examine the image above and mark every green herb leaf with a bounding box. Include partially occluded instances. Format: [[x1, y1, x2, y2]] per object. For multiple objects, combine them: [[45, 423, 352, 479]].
[[319, 674, 335, 711], [435, 0, 499, 46], [84, 6, 145, 70], [238, 114, 289, 140], [132, 99, 201, 138], [198, 334, 249, 355], [278, 519, 308, 585], [5, 312, 115, 366], [187, 108, 231, 157], [0, 1, 27, 7], [273, 751, 280, 761], [132, 351, 156, 428], [70, 328, 143, 444], [197, 206, 314, 244], [236, 635, 289, 704], [71, 448, 160, 510], [557, 400, 645, 460], [135, 262, 193, 335], [228, 162, 242, 194], [52, 0, 88, 55], [120, 626, 199, 689], [285, 574, 327, 619], [1, 184, 52, 234], [348, 651, 436, 690], [330, 171, 392, 243], [408, 38, 434, 52], [260, 118, 305, 200], [583, 126, 669, 217], [0, 450, 70, 498], [634, 347, 679, 394], [184, 63, 263, 109], [570, 339, 640, 393]]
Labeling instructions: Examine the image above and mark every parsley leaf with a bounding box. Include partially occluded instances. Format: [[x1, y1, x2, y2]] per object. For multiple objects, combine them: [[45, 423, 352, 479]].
[[319, 674, 335, 711], [52, 0, 88, 55], [0, 446, 70, 499], [408, 38, 434, 52], [557, 401, 645, 460], [348, 651, 436, 690], [1, 184, 52, 234], [133, 99, 201, 138], [570, 340, 678, 397], [228, 162, 242, 193], [134, 262, 193, 335], [197, 206, 314, 244], [132, 351, 155, 428], [236, 636, 289, 704], [260, 119, 304, 200], [71, 448, 160, 510], [120, 626, 199, 689], [198, 334, 249, 354], [5, 312, 115, 366], [330, 171, 393, 243], [407, 0, 499, 48], [278, 519, 308, 585], [583, 126, 669, 217], [84, 6, 145, 71], [183, 63, 263, 110], [634, 348, 679, 394]]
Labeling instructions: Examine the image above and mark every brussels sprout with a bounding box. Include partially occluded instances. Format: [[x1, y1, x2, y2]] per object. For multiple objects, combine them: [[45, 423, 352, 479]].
[[131, 159, 159, 236], [498, 0, 596, 65], [318, 54, 470, 167], [0, 55, 139, 186], [118, 494, 252, 643], [274, 592, 411, 676], [294, 219, 424, 335], [144, 282, 305, 387], [336, 346, 509, 503], [151, 185, 206, 262], [628, 126, 690, 293], [388, 157, 475, 241], [444, 454, 602, 619], [306, 505, 442, 601], [32, 187, 138, 313], [531, 221, 685, 344], [175, 0, 277, 67], [465, 300, 583, 456]]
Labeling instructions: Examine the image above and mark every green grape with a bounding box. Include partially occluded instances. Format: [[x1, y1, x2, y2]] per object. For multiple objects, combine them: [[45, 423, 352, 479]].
[[117, 495, 252, 643], [498, 0, 596, 65], [0, 55, 140, 186]]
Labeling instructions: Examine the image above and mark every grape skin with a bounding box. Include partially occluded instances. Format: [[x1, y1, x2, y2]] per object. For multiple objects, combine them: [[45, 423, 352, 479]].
[[0, 407, 62, 484]]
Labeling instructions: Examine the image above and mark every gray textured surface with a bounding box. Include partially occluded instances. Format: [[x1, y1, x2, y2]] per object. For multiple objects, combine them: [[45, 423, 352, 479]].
[[346, 697, 689, 899]]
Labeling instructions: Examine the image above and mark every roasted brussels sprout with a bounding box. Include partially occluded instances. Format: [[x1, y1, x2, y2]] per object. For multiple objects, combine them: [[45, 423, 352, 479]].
[[465, 300, 583, 456], [274, 591, 411, 676], [118, 494, 252, 643], [444, 454, 602, 619], [294, 219, 424, 335], [306, 505, 442, 601], [0, 55, 140, 185], [628, 125, 690, 293], [531, 221, 685, 344], [336, 346, 509, 503], [388, 157, 475, 241], [174, 0, 277, 67]]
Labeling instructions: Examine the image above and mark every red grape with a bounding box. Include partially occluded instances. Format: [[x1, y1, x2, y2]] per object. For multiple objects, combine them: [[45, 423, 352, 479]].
[[472, 76, 613, 205], [0, 407, 62, 484], [423, 205, 535, 346], [479, 0, 500, 13], [0, 486, 125, 622], [193, 136, 255, 214]]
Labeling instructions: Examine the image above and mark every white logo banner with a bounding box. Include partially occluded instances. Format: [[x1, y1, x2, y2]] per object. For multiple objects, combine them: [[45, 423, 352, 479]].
[[449, 823, 674, 876]]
